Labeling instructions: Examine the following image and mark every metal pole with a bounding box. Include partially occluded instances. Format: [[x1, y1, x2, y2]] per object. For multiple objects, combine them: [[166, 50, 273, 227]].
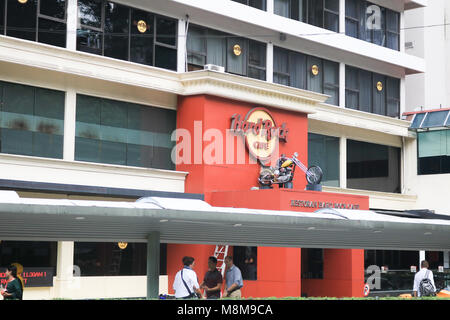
[[147, 232, 160, 300]]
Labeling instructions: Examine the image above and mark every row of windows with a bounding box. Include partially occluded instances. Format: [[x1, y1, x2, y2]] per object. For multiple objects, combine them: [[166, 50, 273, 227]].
[[0, 81, 176, 171], [418, 130, 450, 175], [232, 0, 400, 52], [308, 133, 401, 193], [345, 0, 400, 51], [1, 0, 402, 116]]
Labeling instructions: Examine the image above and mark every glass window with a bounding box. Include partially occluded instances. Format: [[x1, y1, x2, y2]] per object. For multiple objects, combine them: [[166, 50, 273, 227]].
[[77, 1, 177, 71], [289, 51, 306, 89], [227, 37, 247, 76], [0, 241, 57, 268], [386, 9, 399, 50], [156, 16, 176, 46], [187, 26, 206, 67], [308, 0, 324, 30], [307, 56, 323, 94], [0, 0, 5, 35], [418, 130, 450, 175], [233, 246, 257, 280], [421, 111, 449, 128], [6, 0, 37, 41], [345, 0, 358, 38], [40, 0, 66, 19], [301, 248, 323, 279], [78, 0, 103, 28], [130, 9, 154, 66], [323, 60, 339, 105], [273, 47, 290, 86], [73, 242, 168, 276], [0, 81, 64, 159], [75, 94, 176, 170], [274, 0, 290, 18], [386, 77, 400, 118], [359, 70, 372, 113], [308, 133, 340, 187], [232, 0, 266, 10], [38, 18, 67, 48], [187, 25, 265, 80], [373, 73, 386, 116], [347, 139, 401, 193], [104, 2, 129, 61], [345, 66, 359, 110]]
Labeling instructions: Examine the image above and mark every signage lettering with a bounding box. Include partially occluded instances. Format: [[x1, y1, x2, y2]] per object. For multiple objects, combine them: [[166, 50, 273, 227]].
[[0, 267, 55, 287], [230, 108, 289, 162], [290, 200, 359, 210]]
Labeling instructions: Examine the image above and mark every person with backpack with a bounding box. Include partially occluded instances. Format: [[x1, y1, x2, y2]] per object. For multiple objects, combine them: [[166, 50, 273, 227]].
[[413, 260, 436, 297], [173, 256, 202, 299]]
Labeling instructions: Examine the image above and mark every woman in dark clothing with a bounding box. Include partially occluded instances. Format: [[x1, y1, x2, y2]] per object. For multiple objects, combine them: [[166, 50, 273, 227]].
[[1, 265, 23, 300]]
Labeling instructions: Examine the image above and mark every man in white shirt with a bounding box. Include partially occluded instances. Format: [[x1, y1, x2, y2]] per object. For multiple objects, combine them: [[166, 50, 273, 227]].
[[413, 260, 436, 297], [173, 256, 202, 299]]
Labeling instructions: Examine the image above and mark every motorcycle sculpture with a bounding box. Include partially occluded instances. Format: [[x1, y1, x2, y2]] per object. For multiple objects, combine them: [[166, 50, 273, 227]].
[[258, 152, 323, 189]]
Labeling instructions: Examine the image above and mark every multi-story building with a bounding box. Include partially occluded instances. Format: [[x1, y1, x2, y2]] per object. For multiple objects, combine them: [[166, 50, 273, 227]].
[[0, 0, 448, 299]]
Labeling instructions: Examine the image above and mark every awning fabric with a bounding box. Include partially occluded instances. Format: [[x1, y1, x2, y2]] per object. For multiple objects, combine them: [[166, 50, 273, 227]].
[[0, 192, 449, 251]]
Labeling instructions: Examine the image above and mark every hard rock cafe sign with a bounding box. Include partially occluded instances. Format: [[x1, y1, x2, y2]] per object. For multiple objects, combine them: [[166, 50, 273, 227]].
[[230, 107, 289, 162]]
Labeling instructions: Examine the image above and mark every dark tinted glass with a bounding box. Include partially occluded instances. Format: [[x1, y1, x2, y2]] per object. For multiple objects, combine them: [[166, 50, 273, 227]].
[[6, 0, 37, 41], [324, 11, 339, 32], [422, 111, 449, 128], [345, 0, 358, 18], [248, 41, 266, 68], [40, 0, 66, 19], [155, 45, 177, 71], [233, 246, 257, 280], [77, 28, 103, 55], [0, 0, 4, 35], [0, 241, 57, 268], [38, 18, 66, 48], [372, 73, 386, 115], [359, 69, 372, 113], [249, 0, 266, 10], [78, 0, 102, 28], [104, 2, 129, 61], [308, 0, 323, 28], [325, 0, 339, 12], [130, 9, 153, 66], [156, 16, 176, 46], [411, 113, 425, 129]]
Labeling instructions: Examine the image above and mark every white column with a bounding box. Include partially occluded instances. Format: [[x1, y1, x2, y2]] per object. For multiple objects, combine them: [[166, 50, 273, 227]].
[[266, 42, 274, 83], [339, 0, 346, 34], [267, 0, 274, 14], [63, 90, 77, 161], [177, 18, 187, 73], [339, 62, 346, 108], [400, 76, 406, 116], [66, 0, 78, 51], [419, 251, 426, 266], [399, 11, 405, 53], [54, 241, 76, 298], [339, 136, 347, 189]]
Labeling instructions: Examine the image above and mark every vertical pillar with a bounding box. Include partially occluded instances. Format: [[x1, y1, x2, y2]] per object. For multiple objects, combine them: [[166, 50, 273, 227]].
[[419, 250, 426, 266], [339, 63, 346, 108], [266, 42, 274, 83], [177, 18, 187, 73], [339, 136, 347, 189], [399, 11, 405, 53], [147, 232, 160, 299], [444, 251, 449, 269], [266, 0, 274, 14], [66, 0, 78, 51], [54, 241, 75, 298], [63, 90, 77, 161], [339, 0, 345, 34]]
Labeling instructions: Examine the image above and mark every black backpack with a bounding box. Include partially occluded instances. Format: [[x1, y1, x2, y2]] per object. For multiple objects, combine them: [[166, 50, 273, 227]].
[[419, 270, 436, 297]]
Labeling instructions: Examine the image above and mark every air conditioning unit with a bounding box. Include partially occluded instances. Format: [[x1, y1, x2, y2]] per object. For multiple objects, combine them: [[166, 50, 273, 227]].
[[405, 41, 414, 49], [204, 64, 225, 73]]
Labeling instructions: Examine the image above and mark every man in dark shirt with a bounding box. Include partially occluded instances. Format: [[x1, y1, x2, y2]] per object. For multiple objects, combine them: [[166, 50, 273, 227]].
[[201, 256, 223, 299]]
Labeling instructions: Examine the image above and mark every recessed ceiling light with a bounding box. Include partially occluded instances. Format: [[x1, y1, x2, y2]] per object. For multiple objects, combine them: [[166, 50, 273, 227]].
[[75, 217, 85, 220], [424, 232, 432, 235], [233, 224, 242, 227], [159, 219, 169, 223], [307, 227, 316, 230]]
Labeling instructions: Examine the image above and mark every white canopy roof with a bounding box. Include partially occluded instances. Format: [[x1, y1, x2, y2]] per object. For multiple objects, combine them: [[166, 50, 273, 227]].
[[0, 192, 449, 251]]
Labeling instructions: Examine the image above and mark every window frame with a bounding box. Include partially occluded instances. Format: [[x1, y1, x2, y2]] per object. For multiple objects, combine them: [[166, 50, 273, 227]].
[[77, 0, 177, 70], [345, 65, 400, 118], [231, 0, 267, 11], [1, 0, 68, 46], [186, 24, 266, 80]]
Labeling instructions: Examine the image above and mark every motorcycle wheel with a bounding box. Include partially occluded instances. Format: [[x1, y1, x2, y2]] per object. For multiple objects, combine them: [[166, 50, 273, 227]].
[[306, 165, 323, 185]]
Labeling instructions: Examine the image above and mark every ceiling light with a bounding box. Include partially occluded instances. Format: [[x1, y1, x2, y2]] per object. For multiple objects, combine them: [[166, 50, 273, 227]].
[[159, 219, 169, 223], [75, 217, 85, 220], [233, 224, 242, 227]]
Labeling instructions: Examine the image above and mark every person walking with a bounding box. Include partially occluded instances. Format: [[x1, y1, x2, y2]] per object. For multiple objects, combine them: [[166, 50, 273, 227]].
[[413, 260, 436, 297], [223, 256, 243, 299], [173, 256, 202, 299], [1, 265, 23, 300], [200, 256, 223, 299]]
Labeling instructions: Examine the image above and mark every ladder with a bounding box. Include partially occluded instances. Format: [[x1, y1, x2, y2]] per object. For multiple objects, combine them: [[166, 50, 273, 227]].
[[213, 245, 229, 277]]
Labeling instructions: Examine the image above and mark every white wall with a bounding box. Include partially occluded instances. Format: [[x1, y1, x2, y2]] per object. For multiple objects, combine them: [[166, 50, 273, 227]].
[[405, 0, 450, 111]]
